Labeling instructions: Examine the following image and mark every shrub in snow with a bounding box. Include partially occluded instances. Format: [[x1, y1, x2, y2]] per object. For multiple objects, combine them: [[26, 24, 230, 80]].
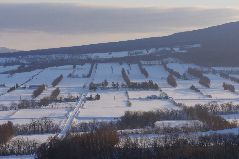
[[163, 63, 181, 78], [190, 85, 201, 93], [52, 74, 63, 87], [32, 84, 46, 98], [199, 76, 210, 88], [223, 82, 235, 92], [188, 67, 203, 78], [127, 101, 132, 107], [0, 121, 15, 145], [167, 74, 177, 87]]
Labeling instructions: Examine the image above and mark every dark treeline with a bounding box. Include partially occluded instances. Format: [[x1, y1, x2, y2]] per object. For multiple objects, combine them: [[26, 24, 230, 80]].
[[220, 72, 239, 83], [39, 87, 61, 106], [196, 103, 239, 115], [71, 121, 117, 133], [36, 126, 239, 159], [50, 87, 60, 100], [32, 84, 46, 98], [70, 105, 237, 132], [37, 126, 119, 159], [187, 68, 210, 87], [167, 74, 177, 87], [121, 68, 159, 90], [18, 100, 37, 109], [0, 138, 38, 156], [11, 89, 76, 110], [117, 105, 236, 131], [7, 84, 20, 93], [122, 68, 130, 85], [52, 75, 63, 87], [138, 63, 149, 78], [89, 81, 120, 91], [163, 63, 182, 78], [0, 122, 15, 145], [4, 70, 43, 95], [223, 82, 235, 92], [188, 67, 203, 78], [118, 110, 187, 129], [184, 105, 236, 131], [15, 118, 60, 135], [3, 59, 89, 74], [127, 80, 159, 90], [89, 80, 120, 91]]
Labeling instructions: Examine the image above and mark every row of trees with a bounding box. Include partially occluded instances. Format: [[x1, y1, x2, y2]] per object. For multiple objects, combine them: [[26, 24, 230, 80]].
[[37, 126, 119, 159], [122, 68, 159, 90], [52, 75, 63, 87], [187, 68, 211, 87], [117, 105, 236, 131], [15, 118, 60, 135], [223, 82, 235, 92], [32, 84, 46, 98], [89, 81, 120, 91], [7, 84, 19, 93], [188, 67, 203, 78], [0, 122, 15, 145], [163, 63, 181, 78], [122, 68, 130, 85], [39, 87, 61, 106], [118, 110, 187, 129], [220, 72, 239, 83], [4, 70, 43, 95], [16, 92, 80, 109], [138, 63, 149, 78], [184, 105, 236, 130], [86, 94, 101, 101], [36, 127, 239, 159], [0, 138, 38, 156], [167, 74, 177, 87], [127, 80, 159, 90], [196, 103, 239, 115]]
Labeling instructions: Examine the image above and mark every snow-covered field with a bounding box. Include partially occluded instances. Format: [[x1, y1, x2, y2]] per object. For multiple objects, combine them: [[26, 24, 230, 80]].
[[0, 62, 239, 157], [11, 133, 54, 144], [0, 62, 238, 120], [0, 155, 34, 159], [127, 64, 146, 82], [0, 108, 70, 124], [167, 63, 199, 76], [93, 63, 124, 83], [144, 65, 169, 87]]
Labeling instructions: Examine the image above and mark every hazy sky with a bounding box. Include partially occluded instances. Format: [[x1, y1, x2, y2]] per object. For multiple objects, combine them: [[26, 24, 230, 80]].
[[0, 0, 239, 50]]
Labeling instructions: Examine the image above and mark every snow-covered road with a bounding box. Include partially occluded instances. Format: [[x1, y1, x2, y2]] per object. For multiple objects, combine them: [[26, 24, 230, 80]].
[[57, 64, 97, 139], [57, 93, 86, 139]]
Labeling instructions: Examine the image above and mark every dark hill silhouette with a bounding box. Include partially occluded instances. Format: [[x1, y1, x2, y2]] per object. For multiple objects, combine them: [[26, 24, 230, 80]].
[[1, 21, 239, 66]]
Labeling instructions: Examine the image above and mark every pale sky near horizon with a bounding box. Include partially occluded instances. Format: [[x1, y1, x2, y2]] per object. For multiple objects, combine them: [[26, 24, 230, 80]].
[[0, 0, 239, 50]]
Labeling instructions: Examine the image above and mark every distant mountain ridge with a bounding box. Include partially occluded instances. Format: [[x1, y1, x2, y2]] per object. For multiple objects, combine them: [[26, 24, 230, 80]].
[[1, 21, 239, 66], [0, 47, 18, 53]]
